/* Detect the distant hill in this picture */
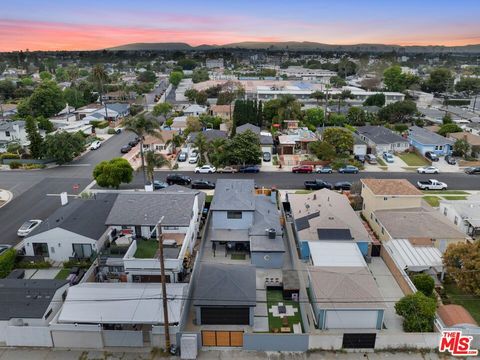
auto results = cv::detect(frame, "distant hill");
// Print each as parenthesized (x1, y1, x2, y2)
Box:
(107, 41, 480, 53)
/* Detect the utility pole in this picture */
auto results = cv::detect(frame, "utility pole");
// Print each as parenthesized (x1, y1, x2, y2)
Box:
(156, 216, 170, 350)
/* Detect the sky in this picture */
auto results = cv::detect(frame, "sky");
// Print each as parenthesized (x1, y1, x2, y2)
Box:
(1, 0, 479, 51)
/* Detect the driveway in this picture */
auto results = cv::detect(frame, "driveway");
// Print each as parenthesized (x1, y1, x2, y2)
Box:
(434, 156, 460, 173)
(382, 154, 409, 172)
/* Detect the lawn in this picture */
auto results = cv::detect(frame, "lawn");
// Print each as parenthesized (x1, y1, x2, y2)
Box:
(54, 268, 71, 280)
(422, 190, 469, 195)
(376, 157, 387, 166)
(423, 196, 441, 207)
(444, 281, 480, 324)
(134, 239, 158, 258)
(443, 196, 468, 201)
(231, 253, 246, 260)
(266, 289, 302, 333)
(398, 152, 429, 166)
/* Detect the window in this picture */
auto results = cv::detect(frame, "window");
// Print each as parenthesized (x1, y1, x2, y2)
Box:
(50, 247, 55, 254)
(72, 243, 93, 258)
(439, 146, 443, 151)
(383, 197, 388, 201)
(44, 308, 53, 319)
(5, 131, 10, 137)
(155, 144, 164, 151)
(381, 227, 385, 235)
(443, 208, 448, 216)
(454, 216, 458, 225)
(227, 211, 242, 219)
(163, 226, 179, 230)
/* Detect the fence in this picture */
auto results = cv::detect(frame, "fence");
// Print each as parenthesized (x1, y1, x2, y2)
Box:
(243, 333, 309, 351)
(103, 330, 143, 347)
(380, 245, 416, 295)
(6, 326, 53, 347)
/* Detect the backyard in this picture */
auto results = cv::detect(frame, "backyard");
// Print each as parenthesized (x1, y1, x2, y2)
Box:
(443, 281, 480, 324)
(266, 289, 302, 333)
(398, 152, 430, 166)
(134, 239, 158, 258)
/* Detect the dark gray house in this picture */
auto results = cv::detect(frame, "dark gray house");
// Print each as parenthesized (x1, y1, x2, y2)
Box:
(356, 125, 409, 154)
(236, 123, 274, 154)
(193, 263, 256, 325)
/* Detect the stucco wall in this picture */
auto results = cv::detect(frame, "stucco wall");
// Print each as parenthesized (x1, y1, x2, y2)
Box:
(243, 333, 309, 351)
(6, 326, 53, 347)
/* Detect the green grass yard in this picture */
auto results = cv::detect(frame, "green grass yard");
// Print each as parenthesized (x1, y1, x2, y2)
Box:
(422, 190, 469, 195)
(423, 195, 468, 207)
(266, 289, 302, 332)
(398, 152, 430, 166)
(443, 196, 468, 200)
(231, 253, 246, 260)
(444, 281, 480, 324)
(134, 239, 158, 258)
(54, 268, 71, 280)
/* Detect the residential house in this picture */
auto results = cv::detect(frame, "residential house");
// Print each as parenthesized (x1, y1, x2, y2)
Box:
(439, 196, 480, 238)
(209, 179, 285, 268)
(236, 123, 274, 154)
(307, 242, 385, 330)
(183, 104, 207, 117)
(210, 104, 234, 120)
(408, 125, 453, 156)
(0, 279, 69, 346)
(206, 58, 224, 69)
(288, 189, 371, 259)
(192, 263, 256, 326)
(168, 116, 188, 132)
(356, 125, 409, 154)
(187, 129, 228, 144)
(104, 188, 205, 283)
(277, 128, 317, 155)
(361, 179, 468, 252)
(82, 103, 130, 123)
(317, 127, 367, 156)
(142, 130, 176, 155)
(449, 132, 480, 158)
(0, 120, 29, 150)
(23, 194, 117, 262)
(0, 103, 18, 120)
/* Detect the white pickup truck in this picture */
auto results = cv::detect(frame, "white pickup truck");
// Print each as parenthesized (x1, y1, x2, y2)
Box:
(417, 179, 447, 190)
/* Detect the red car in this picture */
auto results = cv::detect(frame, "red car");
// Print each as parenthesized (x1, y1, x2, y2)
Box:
(292, 165, 313, 173)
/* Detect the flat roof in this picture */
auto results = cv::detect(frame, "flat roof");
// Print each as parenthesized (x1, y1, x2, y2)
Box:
(309, 241, 366, 268)
(58, 283, 187, 325)
(210, 179, 255, 211)
(384, 239, 443, 272)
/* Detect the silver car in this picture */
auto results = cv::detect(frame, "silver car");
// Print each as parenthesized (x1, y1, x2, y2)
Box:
(17, 219, 42, 237)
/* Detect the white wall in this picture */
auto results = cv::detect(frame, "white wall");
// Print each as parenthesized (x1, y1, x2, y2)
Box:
(6, 326, 53, 347)
(439, 203, 469, 235)
(0, 321, 7, 343)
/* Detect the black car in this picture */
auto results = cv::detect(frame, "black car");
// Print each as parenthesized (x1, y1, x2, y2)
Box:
(333, 181, 352, 191)
(354, 154, 366, 163)
(120, 145, 132, 153)
(191, 180, 216, 189)
(239, 165, 260, 173)
(425, 151, 439, 162)
(465, 166, 480, 175)
(128, 139, 140, 147)
(445, 155, 456, 165)
(304, 179, 333, 190)
(166, 174, 192, 185)
(177, 152, 187, 162)
(153, 180, 169, 189)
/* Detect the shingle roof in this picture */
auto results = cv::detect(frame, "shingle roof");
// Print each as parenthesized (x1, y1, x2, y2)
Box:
(105, 192, 198, 227)
(188, 130, 227, 143)
(0, 279, 68, 320)
(408, 126, 454, 145)
(249, 196, 285, 252)
(0, 120, 25, 131)
(449, 132, 480, 146)
(193, 263, 256, 307)
(361, 179, 423, 196)
(438, 304, 478, 328)
(356, 125, 408, 145)
(28, 194, 117, 240)
(106, 103, 129, 114)
(236, 123, 261, 135)
(210, 179, 255, 211)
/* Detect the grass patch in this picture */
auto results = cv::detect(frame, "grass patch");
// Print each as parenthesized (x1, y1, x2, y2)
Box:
(423, 196, 441, 207)
(205, 195, 213, 203)
(444, 281, 480, 324)
(398, 152, 429, 166)
(54, 268, 71, 280)
(267, 289, 302, 333)
(376, 157, 387, 166)
(231, 253, 246, 260)
(295, 190, 313, 194)
(422, 190, 469, 195)
(442, 196, 468, 200)
(134, 239, 158, 258)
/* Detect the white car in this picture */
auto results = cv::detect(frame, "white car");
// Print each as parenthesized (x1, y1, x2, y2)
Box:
(17, 219, 42, 237)
(195, 165, 216, 174)
(417, 166, 439, 174)
(90, 140, 102, 150)
(188, 152, 199, 164)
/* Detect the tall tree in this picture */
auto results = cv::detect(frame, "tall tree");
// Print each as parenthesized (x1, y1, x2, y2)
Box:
(383, 65, 406, 92)
(152, 102, 172, 117)
(91, 64, 108, 104)
(169, 71, 183, 87)
(193, 133, 208, 166)
(123, 115, 163, 185)
(25, 116, 43, 159)
(93, 158, 133, 189)
(277, 95, 301, 121)
(309, 91, 325, 105)
(337, 90, 353, 113)
(224, 129, 262, 166)
(43, 131, 85, 164)
(322, 127, 354, 154)
(145, 151, 171, 183)
(443, 241, 480, 296)
(18, 81, 65, 118)
(423, 68, 453, 93)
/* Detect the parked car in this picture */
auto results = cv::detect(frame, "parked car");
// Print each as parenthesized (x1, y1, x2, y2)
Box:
(195, 165, 216, 174)
(188, 151, 199, 164)
(315, 165, 333, 174)
(354, 154, 366, 163)
(304, 179, 333, 190)
(90, 140, 101, 150)
(191, 180, 216, 189)
(465, 166, 480, 175)
(128, 138, 140, 147)
(334, 181, 352, 191)
(445, 155, 456, 165)
(177, 152, 188, 162)
(292, 165, 313, 173)
(0, 244, 12, 256)
(239, 165, 260, 173)
(338, 165, 359, 174)
(115, 128, 122, 134)
(417, 166, 439, 174)
(365, 154, 378, 165)
(17, 219, 42, 237)
(153, 180, 169, 190)
(425, 151, 439, 162)
(417, 179, 447, 190)
(217, 166, 237, 173)
(166, 174, 192, 186)
(120, 145, 132, 153)
(263, 152, 271, 162)
(382, 152, 394, 163)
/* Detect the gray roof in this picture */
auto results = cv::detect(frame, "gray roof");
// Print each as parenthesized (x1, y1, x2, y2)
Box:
(249, 195, 285, 252)
(106, 103, 129, 113)
(236, 123, 260, 135)
(188, 130, 227, 143)
(28, 194, 117, 240)
(210, 179, 255, 211)
(106, 192, 199, 227)
(0, 120, 25, 131)
(440, 197, 480, 222)
(209, 228, 249, 242)
(408, 126, 454, 146)
(193, 263, 256, 307)
(356, 125, 408, 145)
(0, 279, 68, 320)
(260, 134, 274, 145)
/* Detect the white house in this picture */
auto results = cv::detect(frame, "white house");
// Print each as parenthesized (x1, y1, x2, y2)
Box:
(439, 196, 480, 238)
(0, 120, 29, 150)
(183, 104, 207, 117)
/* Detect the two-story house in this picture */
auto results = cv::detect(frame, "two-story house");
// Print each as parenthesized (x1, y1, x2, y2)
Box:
(0, 120, 29, 150)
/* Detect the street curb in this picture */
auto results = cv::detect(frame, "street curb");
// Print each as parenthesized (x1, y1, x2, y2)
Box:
(0, 189, 13, 209)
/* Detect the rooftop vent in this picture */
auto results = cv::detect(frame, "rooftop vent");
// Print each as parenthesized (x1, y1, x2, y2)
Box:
(267, 228, 276, 239)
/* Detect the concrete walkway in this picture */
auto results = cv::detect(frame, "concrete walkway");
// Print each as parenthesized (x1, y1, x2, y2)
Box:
(0, 189, 13, 208)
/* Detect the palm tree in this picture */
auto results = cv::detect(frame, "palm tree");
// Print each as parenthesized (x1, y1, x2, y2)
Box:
(92, 64, 108, 105)
(145, 151, 171, 183)
(208, 137, 227, 167)
(123, 115, 163, 185)
(278, 95, 300, 121)
(337, 90, 353, 113)
(166, 133, 184, 155)
(309, 91, 325, 105)
(193, 133, 208, 166)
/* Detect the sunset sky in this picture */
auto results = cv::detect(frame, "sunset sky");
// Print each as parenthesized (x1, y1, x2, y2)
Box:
(1, 0, 479, 51)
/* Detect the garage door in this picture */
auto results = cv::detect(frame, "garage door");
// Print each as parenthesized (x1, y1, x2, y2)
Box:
(201, 331, 243, 347)
(201, 307, 249, 325)
(325, 310, 378, 329)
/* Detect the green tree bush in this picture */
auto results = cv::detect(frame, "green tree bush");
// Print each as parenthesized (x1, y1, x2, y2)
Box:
(93, 158, 134, 189)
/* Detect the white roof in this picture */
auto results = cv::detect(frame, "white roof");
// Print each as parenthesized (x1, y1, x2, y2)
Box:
(309, 241, 366, 267)
(384, 239, 443, 272)
(58, 283, 187, 325)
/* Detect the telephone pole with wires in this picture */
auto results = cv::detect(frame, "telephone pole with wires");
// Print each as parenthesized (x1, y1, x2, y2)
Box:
(155, 216, 170, 350)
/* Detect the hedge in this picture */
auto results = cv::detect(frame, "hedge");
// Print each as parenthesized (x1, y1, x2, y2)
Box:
(9, 161, 22, 169)
(89, 120, 109, 129)
(0, 248, 16, 278)
(15, 260, 52, 269)
(0, 152, 21, 161)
